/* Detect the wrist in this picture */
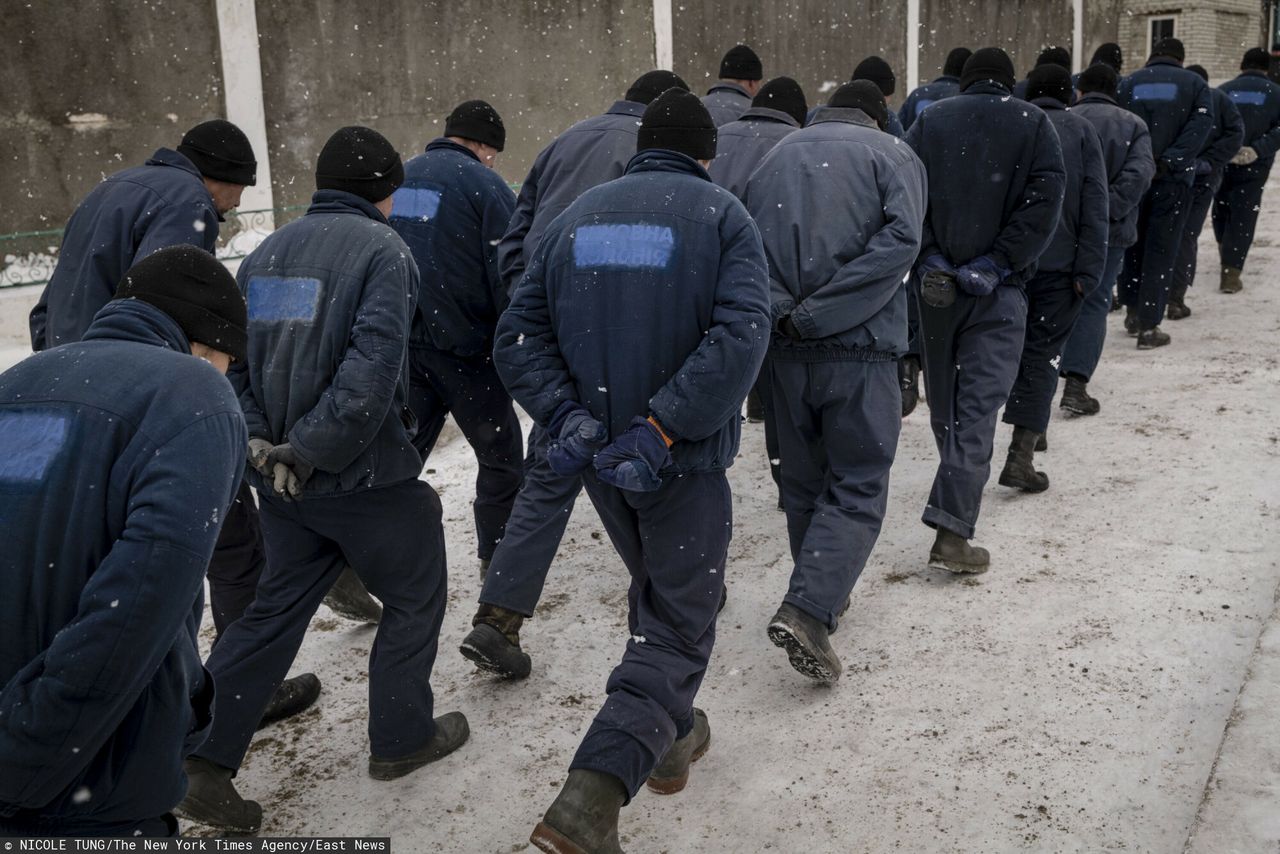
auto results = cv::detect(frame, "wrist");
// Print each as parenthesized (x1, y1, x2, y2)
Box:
(646, 415, 675, 448)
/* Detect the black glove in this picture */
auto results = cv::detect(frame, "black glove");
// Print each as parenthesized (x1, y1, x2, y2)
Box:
(775, 314, 802, 340)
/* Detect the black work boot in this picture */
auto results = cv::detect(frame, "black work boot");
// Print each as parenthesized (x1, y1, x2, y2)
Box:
(999, 426, 1049, 493)
(256, 673, 321, 730)
(1060, 375, 1100, 416)
(1136, 326, 1171, 350)
(1166, 284, 1191, 320)
(1220, 266, 1243, 293)
(176, 757, 263, 833)
(767, 603, 842, 683)
(647, 708, 711, 795)
(460, 604, 531, 679)
(745, 387, 765, 423)
(323, 566, 382, 624)
(368, 711, 470, 780)
(899, 355, 921, 417)
(928, 527, 990, 574)
(531, 769, 626, 854)
(1123, 307, 1139, 336)
(1035, 430, 1048, 452)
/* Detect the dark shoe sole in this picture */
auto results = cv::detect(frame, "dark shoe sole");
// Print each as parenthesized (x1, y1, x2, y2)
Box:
(927, 554, 989, 575)
(173, 796, 263, 834)
(767, 621, 840, 683)
(997, 470, 1049, 493)
(460, 624, 532, 680)
(1060, 401, 1099, 416)
(531, 821, 592, 854)
(1136, 338, 1170, 350)
(1219, 286, 1242, 294)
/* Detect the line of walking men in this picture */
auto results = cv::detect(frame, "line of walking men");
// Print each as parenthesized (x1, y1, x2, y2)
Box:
(1, 35, 1278, 854)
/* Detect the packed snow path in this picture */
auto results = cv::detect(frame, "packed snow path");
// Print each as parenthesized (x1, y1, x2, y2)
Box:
(188, 191, 1279, 852)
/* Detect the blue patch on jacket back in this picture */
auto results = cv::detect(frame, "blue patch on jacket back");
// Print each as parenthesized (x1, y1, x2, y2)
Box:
(573, 223, 676, 270)
(1228, 90, 1268, 106)
(247, 276, 322, 322)
(0, 411, 69, 483)
(1132, 83, 1179, 102)
(391, 187, 443, 222)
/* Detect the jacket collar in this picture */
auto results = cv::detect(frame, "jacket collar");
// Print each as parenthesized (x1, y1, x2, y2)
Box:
(426, 137, 480, 163)
(82, 299, 192, 353)
(808, 106, 879, 129)
(1031, 96, 1067, 112)
(607, 100, 648, 118)
(1077, 92, 1118, 106)
(708, 81, 751, 98)
(1241, 69, 1271, 79)
(739, 106, 801, 127)
(1146, 56, 1183, 69)
(145, 147, 219, 218)
(933, 74, 961, 84)
(307, 189, 389, 224)
(962, 81, 1013, 97)
(624, 149, 712, 181)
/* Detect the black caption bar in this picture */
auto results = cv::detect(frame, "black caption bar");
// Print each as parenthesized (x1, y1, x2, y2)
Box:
(1, 840, 391, 853)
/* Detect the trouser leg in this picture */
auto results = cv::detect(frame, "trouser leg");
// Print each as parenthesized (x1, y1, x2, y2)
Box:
(405, 347, 449, 460)
(478, 425, 583, 616)
(770, 359, 824, 563)
(1003, 272, 1082, 434)
(920, 286, 1026, 538)
(1215, 164, 1270, 270)
(1173, 176, 1218, 297)
(1136, 178, 1194, 329)
(206, 479, 267, 641)
(756, 353, 782, 495)
(777, 359, 900, 629)
(570, 471, 730, 801)
(1060, 244, 1125, 381)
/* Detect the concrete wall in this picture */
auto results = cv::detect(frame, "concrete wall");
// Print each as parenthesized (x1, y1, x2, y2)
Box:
(0, 0, 225, 234)
(916, 0, 1074, 82)
(253, 1, 655, 210)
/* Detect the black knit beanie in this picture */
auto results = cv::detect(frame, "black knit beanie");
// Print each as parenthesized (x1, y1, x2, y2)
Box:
(1152, 37, 1185, 63)
(853, 55, 896, 96)
(117, 245, 247, 362)
(1027, 64, 1072, 105)
(1036, 46, 1072, 70)
(1078, 63, 1119, 99)
(720, 45, 763, 80)
(961, 47, 1016, 91)
(626, 70, 690, 105)
(637, 88, 717, 160)
(444, 100, 506, 151)
(1091, 42, 1123, 73)
(1243, 47, 1271, 71)
(752, 76, 809, 126)
(944, 47, 973, 78)
(1186, 64, 1209, 82)
(178, 120, 257, 186)
(315, 126, 404, 203)
(828, 80, 889, 130)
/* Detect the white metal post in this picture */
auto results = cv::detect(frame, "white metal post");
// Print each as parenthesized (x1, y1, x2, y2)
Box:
(652, 0, 674, 70)
(1072, 0, 1085, 72)
(215, 0, 274, 222)
(907, 0, 921, 93)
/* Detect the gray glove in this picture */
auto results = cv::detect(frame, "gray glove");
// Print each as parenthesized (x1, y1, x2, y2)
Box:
(1231, 146, 1259, 167)
(247, 438, 275, 476)
(266, 443, 314, 499)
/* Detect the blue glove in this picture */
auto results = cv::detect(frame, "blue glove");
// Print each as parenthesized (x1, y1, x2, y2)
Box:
(545, 401, 607, 476)
(955, 255, 1011, 297)
(593, 416, 672, 492)
(915, 254, 955, 279)
(1194, 159, 1212, 177)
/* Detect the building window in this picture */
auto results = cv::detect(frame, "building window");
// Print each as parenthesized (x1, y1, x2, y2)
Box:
(1149, 16, 1177, 56)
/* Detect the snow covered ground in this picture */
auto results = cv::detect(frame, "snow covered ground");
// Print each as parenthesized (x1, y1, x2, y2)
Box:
(1, 189, 1275, 852)
(171, 183, 1280, 852)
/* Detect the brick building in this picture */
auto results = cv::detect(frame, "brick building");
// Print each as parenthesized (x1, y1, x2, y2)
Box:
(1117, 0, 1272, 81)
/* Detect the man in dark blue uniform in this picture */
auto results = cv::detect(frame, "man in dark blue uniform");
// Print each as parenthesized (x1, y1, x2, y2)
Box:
(999, 65, 1107, 492)
(30, 120, 256, 351)
(746, 81, 927, 682)
(702, 44, 764, 126)
(1213, 47, 1280, 293)
(1118, 37, 1213, 348)
(904, 48, 1065, 573)
(1058, 64, 1156, 416)
(179, 128, 465, 832)
(496, 89, 769, 853)
(899, 47, 972, 130)
(391, 100, 520, 576)
(462, 71, 689, 680)
(1169, 65, 1243, 318)
(0, 246, 247, 837)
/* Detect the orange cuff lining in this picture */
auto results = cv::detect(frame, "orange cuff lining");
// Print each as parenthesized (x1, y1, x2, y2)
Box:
(646, 416, 675, 448)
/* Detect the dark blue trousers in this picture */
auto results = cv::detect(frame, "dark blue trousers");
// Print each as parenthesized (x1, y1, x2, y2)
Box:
(205, 479, 266, 639)
(1213, 162, 1271, 270)
(1060, 244, 1126, 382)
(756, 353, 782, 495)
(569, 470, 730, 801)
(0, 812, 178, 838)
(1174, 174, 1222, 296)
(194, 479, 447, 768)
(407, 347, 523, 561)
(477, 424, 583, 616)
(1003, 272, 1083, 434)
(771, 358, 899, 630)
(1121, 177, 1194, 329)
(918, 285, 1026, 539)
